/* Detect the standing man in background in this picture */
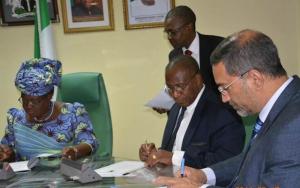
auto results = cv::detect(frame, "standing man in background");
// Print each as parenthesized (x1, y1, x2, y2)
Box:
(153, 5, 224, 114)
(165, 5, 224, 92)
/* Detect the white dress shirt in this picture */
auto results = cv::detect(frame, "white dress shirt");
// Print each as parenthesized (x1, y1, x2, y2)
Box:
(200, 77, 293, 187)
(182, 32, 200, 67)
(171, 85, 205, 166)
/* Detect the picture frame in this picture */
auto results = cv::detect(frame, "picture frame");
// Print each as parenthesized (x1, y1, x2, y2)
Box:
(61, 0, 114, 33)
(123, 0, 175, 30)
(0, 0, 59, 26)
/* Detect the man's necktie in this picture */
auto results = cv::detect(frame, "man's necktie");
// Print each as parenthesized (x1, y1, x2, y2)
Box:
(251, 117, 263, 139)
(184, 49, 193, 56)
(227, 117, 264, 188)
(166, 107, 186, 151)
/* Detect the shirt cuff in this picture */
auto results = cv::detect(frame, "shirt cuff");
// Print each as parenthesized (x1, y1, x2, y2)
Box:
(202, 167, 216, 185)
(172, 150, 185, 166)
(200, 184, 211, 188)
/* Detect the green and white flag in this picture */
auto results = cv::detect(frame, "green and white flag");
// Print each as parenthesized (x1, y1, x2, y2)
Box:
(34, 0, 56, 59)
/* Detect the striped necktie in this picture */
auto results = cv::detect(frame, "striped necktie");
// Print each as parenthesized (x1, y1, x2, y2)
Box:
(227, 117, 264, 187)
(251, 117, 263, 139)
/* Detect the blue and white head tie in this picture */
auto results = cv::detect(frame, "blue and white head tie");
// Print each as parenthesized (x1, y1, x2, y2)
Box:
(15, 58, 62, 96)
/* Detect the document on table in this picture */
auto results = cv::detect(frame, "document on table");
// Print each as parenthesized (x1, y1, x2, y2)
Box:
(95, 161, 144, 177)
(145, 88, 175, 110)
(9, 153, 61, 172)
(9, 161, 30, 172)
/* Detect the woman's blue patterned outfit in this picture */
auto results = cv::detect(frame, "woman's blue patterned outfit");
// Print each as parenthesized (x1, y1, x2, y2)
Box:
(1, 102, 98, 161)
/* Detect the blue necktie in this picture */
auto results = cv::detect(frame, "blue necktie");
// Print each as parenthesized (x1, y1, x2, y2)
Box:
(227, 117, 264, 188)
(251, 117, 263, 139)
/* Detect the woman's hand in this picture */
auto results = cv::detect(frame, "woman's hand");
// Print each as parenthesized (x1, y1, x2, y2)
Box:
(62, 143, 92, 160)
(62, 146, 78, 160)
(0, 144, 15, 162)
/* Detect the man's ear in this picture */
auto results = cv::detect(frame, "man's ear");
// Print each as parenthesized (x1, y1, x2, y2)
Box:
(195, 73, 203, 86)
(248, 69, 264, 90)
(186, 23, 193, 32)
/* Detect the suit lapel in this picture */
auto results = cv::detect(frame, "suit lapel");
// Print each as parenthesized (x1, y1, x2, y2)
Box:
(181, 88, 209, 149)
(199, 34, 208, 72)
(256, 76, 300, 139)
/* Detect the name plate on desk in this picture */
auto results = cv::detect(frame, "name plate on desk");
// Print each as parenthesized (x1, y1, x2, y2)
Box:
(0, 163, 16, 180)
(60, 158, 102, 184)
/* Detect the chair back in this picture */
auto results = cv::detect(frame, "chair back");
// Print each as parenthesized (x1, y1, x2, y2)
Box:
(57, 72, 113, 157)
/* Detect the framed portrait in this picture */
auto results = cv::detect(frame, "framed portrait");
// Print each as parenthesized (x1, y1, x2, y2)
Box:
(61, 0, 114, 33)
(0, 0, 59, 26)
(123, 0, 175, 30)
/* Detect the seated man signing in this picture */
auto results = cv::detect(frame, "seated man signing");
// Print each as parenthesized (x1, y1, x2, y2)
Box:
(139, 55, 245, 168)
(0, 58, 98, 162)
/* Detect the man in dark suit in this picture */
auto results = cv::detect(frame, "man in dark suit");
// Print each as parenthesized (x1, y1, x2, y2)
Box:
(154, 29, 300, 187)
(154, 5, 224, 114)
(139, 55, 245, 169)
(165, 5, 223, 92)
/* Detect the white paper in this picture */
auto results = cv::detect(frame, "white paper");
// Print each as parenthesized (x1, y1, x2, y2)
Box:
(145, 89, 175, 110)
(9, 161, 30, 172)
(36, 153, 61, 158)
(95, 161, 144, 177)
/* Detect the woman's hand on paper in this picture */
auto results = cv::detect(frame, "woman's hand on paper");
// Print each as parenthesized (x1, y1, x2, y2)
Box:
(62, 146, 78, 160)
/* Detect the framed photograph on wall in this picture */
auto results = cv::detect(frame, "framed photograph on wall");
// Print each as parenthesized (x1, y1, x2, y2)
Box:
(0, 0, 59, 26)
(123, 0, 175, 30)
(61, 0, 114, 33)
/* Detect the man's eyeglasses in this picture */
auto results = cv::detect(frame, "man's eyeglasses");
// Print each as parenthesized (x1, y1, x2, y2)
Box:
(18, 97, 44, 106)
(164, 23, 189, 38)
(218, 71, 249, 96)
(165, 71, 198, 95)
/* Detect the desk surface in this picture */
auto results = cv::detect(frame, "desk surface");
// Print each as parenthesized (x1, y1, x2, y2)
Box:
(1, 156, 175, 188)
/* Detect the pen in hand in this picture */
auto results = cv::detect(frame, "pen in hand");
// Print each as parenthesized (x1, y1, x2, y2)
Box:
(145, 140, 149, 151)
(180, 158, 185, 177)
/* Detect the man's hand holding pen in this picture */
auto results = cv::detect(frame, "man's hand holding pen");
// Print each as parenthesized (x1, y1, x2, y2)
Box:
(139, 141, 156, 161)
(153, 166, 207, 188)
(145, 149, 173, 167)
(139, 141, 173, 167)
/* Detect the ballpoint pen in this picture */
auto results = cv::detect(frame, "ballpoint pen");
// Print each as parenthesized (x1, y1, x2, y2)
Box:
(180, 158, 185, 177)
(145, 140, 149, 150)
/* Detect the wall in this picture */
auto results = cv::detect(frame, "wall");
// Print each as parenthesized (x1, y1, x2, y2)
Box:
(0, 0, 299, 160)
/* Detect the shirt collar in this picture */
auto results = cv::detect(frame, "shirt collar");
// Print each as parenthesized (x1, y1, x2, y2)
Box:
(259, 77, 293, 122)
(182, 32, 199, 55)
(185, 84, 205, 114)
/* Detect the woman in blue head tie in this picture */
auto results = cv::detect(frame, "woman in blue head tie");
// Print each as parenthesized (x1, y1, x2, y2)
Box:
(0, 58, 98, 162)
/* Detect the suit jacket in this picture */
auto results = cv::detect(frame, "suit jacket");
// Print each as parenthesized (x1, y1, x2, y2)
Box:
(210, 76, 300, 188)
(169, 32, 224, 93)
(160, 87, 245, 168)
